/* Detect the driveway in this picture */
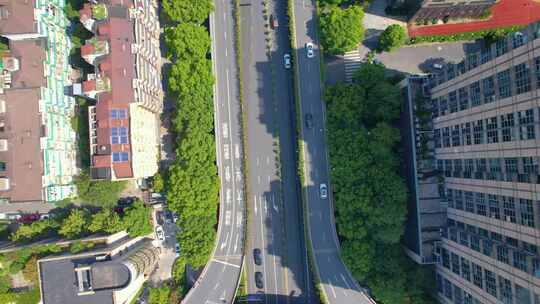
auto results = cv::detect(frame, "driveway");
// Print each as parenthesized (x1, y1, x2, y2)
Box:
(150, 206, 178, 283)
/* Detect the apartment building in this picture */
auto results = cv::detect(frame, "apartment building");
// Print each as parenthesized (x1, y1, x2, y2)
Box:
(423, 21, 540, 303)
(0, 0, 78, 206)
(78, 0, 162, 181)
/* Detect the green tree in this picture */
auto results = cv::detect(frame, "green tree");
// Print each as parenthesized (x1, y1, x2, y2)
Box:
(76, 172, 126, 207)
(10, 219, 59, 242)
(165, 23, 211, 60)
(121, 200, 152, 237)
(149, 286, 171, 304)
(162, 0, 214, 24)
(319, 5, 364, 55)
(88, 209, 121, 234)
(59, 209, 89, 239)
(152, 172, 165, 193)
(379, 24, 407, 52)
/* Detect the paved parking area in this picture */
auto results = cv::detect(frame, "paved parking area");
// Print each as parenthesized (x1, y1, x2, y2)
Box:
(150, 206, 178, 283)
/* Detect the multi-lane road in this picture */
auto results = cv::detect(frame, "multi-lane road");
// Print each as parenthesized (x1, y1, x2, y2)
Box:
(181, 0, 245, 303)
(240, 0, 312, 302)
(291, 0, 376, 303)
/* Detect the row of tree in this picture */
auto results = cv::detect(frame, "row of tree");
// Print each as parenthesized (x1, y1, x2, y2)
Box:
(161, 0, 219, 296)
(10, 201, 152, 242)
(325, 64, 434, 303)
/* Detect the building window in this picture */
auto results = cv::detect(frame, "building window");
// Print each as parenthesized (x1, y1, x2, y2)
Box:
(497, 69, 512, 99)
(110, 109, 127, 119)
(454, 285, 463, 304)
(451, 125, 461, 147)
(533, 259, 540, 278)
(470, 81, 481, 106)
(472, 263, 483, 288)
(453, 159, 463, 178)
(515, 63, 532, 94)
(461, 258, 471, 282)
(112, 152, 129, 162)
(432, 98, 439, 118)
(519, 198, 535, 227)
(449, 228, 458, 242)
(518, 109, 535, 140)
(451, 253, 460, 275)
(481, 47, 492, 64)
(482, 239, 493, 256)
(500, 113, 515, 142)
(464, 159, 474, 178)
(442, 248, 450, 269)
(523, 241, 538, 255)
(535, 57, 540, 87)
(454, 190, 464, 210)
(523, 156, 538, 174)
(471, 235, 480, 252)
(484, 269, 497, 297)
(475, 193, 487, 216)
(436, 273, 443, 293)
(496, 38, 508, 57)
(473, 120, 484, 144)
(463, 292, 474, 304)
(512, 32, 526, 49)
(513, 251, 528, 272)
(488, 194, 501, 219)
(449, 91, 458, 113)
(447, 65, 456, 80)
(0, 161, 6, 172)
(497, 245, 510, 264)
(462, 123, 472, 146)
(486, 116, 499, 143)
(111, 127, 128, 144)
(499, 276, 513, 304)
(468, 53, 479, 70)
(503, 197, 516, 223)
(443, 127, 451, 147)
(444, 278, 453, 300)
(459, 231, 469, 247)
(457, 87, 469, 110)
(464, 191, 474, 213)
(439, 97, 448, 116)
(515, 284, 531, 304)
(482, 76, 495, 103)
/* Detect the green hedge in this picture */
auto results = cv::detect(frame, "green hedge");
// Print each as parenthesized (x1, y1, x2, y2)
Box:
(409, 25, 524, 44)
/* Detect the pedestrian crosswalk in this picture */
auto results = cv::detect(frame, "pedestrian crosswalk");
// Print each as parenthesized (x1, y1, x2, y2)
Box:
(343, 50, 363, 82)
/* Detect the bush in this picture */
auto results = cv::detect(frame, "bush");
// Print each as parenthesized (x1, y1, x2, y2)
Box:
(319, 5, 365, 55)
(59, 209, 90, 239)
(69, 241, 95, 254)
(379, 24, 407, 52)
(75, 171, 127, 207)
(148, 286, 171, 304)
(162, 0, 214, 24)
(409, 25, 523, 44)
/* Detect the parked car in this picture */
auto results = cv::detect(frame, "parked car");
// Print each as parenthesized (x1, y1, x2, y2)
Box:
(283, 53, 291, 69)
(270, 14, 278, 29)
(172, 213, 178, 223)
(253, 248, 262, 266)
(319, 183, 328, 199)
(255, 271, 264, 289)
(433, 63, 443, 69)
(305, 42, 314, 58)
(175, 243, 181, 256)
(155, 226, 165, 241)
(156, 211, 164, 225)
(16, 214, 40, 224)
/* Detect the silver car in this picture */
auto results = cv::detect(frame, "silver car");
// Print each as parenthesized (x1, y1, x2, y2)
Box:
(284, 53, 291, 69)
(305, 42, 314, 58)
(319, 183, 328, 199)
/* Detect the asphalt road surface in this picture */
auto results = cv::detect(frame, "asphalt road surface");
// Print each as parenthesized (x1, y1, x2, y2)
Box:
(181, 0, 245, 303)
(291, 0, 376, 303)
(240, 0, 312, 302)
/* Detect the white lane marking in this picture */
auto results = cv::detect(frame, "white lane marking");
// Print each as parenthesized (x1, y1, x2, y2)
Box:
(266, 156, 270, 165)
(258, 195, 269, 295)
(263, 196, 268, 214)
(256, 157, 260, 166)
(329, 281, 337, 298)
(225, 166, 231, 182)
(213, 259, 241, 268)
(236, 212, 242, 228)
(236, 189, 243, 202)
(226, 188, 232, 205)
(235, 144, 240, 159)
(341, 273, 352, 290)
(213, 282, 220, 290)
(272, 194, 278, 212)
(225, 210, 231, 226)
(258, 176, 261, 184)
(222, 123, 229, 139)
(236, 170, 242, 182)
(223, 144, 230, 160)
(234, 233, 239, 252)
(254, 195, 258, 215)
(225, 47, 228, 57)
(267, 175, 271, 183)
(220, 232, 229, 250)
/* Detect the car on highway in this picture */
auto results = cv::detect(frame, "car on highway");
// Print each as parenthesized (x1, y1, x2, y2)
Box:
(319, 183, 328, 199)
(304, 113, 313, 128)
(255, 271, 264, 289)
(305, 42, 314, 58)
(283, 53, 291, 69)
(155, 226, 165, 241)
(253, 248, 262, 265)
(270, 14, 278, 29)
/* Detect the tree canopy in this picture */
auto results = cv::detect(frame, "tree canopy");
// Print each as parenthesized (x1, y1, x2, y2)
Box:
(379, 24, 407, 52)
(88, 208, 121, 234)
(59, 209, 89, 239)
(121, 200, 153, 237)
(165, 23, 211, 60)
(162, 0, 214, 24)
(326, 63, 432, 302)
(319, 5, 365, 55)
(75, 171, 126, 207)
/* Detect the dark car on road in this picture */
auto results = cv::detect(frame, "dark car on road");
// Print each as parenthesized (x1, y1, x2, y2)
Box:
(305, 113, 313, 128)
(253, 248, 262, 266)
(255, 271, 264, 289)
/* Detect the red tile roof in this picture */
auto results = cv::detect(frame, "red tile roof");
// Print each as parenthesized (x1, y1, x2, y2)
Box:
(409, 0, 540, 37)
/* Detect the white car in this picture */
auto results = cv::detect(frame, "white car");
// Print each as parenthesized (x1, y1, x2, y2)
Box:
(319, 183, 328, 199)
(175, 243, 181, 257)
(305, 42, 314, 58)
(155, 226, 165, 241)
(284, 53, 291, 69)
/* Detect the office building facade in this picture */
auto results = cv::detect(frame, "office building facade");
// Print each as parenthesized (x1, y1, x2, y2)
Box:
(427, 21, 540, 303)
